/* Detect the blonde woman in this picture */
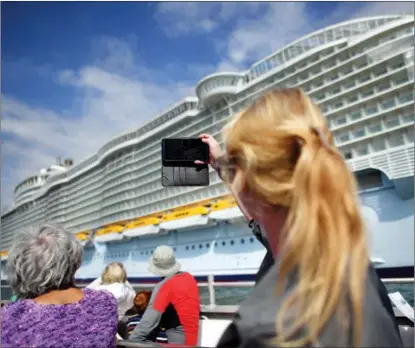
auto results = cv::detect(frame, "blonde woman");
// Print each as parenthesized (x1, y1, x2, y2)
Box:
(88, 262, 135, 318)
(201, 88, 402, 347)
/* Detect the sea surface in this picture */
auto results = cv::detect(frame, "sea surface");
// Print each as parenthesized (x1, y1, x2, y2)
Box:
(1, 282, 413, 307)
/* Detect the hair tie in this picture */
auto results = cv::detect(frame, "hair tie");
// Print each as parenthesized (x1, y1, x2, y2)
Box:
(310, 127, 332, 151)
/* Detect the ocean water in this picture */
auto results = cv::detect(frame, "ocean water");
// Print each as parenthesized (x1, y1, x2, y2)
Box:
(1, 283, 413, 307)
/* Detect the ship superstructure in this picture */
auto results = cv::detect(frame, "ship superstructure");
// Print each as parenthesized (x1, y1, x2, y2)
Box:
(1, 16, 414, 282)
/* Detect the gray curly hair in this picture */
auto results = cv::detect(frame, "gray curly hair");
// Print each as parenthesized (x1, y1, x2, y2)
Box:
(8, 223, 83, 299)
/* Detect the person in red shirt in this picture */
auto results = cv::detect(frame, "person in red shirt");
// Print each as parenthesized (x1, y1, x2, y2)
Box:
(129, 245, 200, 345)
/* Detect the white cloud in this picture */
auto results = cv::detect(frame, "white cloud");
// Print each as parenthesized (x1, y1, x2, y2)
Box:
(1, 37, 194, 210)
(154, 2, 263, 37)
(156, 1, 414, 72)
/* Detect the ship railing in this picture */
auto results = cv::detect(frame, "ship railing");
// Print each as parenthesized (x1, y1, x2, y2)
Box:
(128, 275, 414, 309)
(1, 276, 413, 309)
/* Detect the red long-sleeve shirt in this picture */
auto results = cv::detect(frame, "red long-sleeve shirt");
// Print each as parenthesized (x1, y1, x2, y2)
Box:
(129, 272, 200, 346)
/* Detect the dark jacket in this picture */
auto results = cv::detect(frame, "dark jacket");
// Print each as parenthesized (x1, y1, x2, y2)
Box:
(249, 219, 402, 344)
(217, 257, 403, 348)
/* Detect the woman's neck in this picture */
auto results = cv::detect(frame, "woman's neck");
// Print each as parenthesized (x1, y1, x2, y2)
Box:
(34, 285, 84, 305)
(261, 206, 288, 257)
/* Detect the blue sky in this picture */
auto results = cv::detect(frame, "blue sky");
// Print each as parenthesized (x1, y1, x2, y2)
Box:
(1, 1, 413, 210)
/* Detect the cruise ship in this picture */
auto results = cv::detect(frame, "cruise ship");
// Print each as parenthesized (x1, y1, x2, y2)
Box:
(1, 16, 414, 285)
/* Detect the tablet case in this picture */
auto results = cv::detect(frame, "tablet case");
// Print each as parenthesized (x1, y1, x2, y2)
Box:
(161, 165, 209, 187)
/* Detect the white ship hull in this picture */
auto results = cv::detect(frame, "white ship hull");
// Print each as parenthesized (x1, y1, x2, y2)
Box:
(1, 181, 413, 284)
(71, 182, 414, 286)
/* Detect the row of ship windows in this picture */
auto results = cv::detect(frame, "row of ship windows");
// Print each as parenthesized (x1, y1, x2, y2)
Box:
(62, 184, 227, 231)
(4, 29, 414, 220)
(306, 54, 408, 95)
(342, 129, 413, 159)
(60, 169, 221, 222)
(329, 91, 412, 129)
(45, 107, 414, 216)
(21, 26, 411, 206)
(24, 117, 210, 210)
(243, 31, 412, 112)
(64, 117, 212, 198)
(98, 102, 198, 157)
(43, 115, 204, 200)
(334, 109, 413, 145)
(227, 52, 411, 130)
(103, 115, 208, 170)
(246, 22, 412, 83)
(89, 177, 223, 219)
(105, 117, 214, 179)
(244, 32, 410, 98)
(14, 175, 46, 197)
(92, 238, 258, 260)
(317, 69, 411, 112)
(28, 179, 223, 231)
(7, 125, 413, 228)
(1, 205, 45, 227)
(7, 127, 414, 230)
(12, 61, 411, 211)
(202, 77, 239, 93)
(41, 128, 414, 224)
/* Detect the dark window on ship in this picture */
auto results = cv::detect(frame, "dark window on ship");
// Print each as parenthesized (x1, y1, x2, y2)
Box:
(173, 247, 176, 252)
(356, 170, 383, 190)
(199, 244, 203, 249)
(192, 245, 195, 250)
(230, 240, 235, 246)
(249, 237, 255, 243)
(222, 241, 226, 246)
(214, 242, 218, 247)
(186, 246, 189, 251)
(241, 239, 245, 244)
(206, 243, 210, 248)
(344, 152, 353, 159)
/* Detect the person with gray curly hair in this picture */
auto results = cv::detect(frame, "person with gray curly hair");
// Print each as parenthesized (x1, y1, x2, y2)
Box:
(1, 224, 119, 348)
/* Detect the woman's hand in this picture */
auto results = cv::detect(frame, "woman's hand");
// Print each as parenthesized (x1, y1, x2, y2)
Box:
(195, 134, 224, 171)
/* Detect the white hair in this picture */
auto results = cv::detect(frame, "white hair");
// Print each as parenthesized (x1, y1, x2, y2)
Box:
(8, 223, 83, 299)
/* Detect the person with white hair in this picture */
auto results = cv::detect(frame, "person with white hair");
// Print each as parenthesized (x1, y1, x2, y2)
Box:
(1, 224, 118, 348)
(129, 245, 200, 346)
(87, 261, 136, 319)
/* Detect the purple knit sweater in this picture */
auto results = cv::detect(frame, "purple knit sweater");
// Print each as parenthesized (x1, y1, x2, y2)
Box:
(1, 288, 118, 348)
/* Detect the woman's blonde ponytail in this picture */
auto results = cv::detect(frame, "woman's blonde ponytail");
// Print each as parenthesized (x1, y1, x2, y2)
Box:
(223, 88, 370, 347)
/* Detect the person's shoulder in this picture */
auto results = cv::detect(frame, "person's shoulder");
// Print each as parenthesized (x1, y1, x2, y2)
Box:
(1, 300, 32, 323)
(83, 288, 118, 310)
(180, 272, 198, 282)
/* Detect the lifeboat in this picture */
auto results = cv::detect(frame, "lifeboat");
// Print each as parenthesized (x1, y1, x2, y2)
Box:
(123, 217, 161, 238)
(0, 251, 7, 262)
(159, 206, 211, 231)
(94, 224, 124, 243)
(209, 196, 244, 223)
(75, 231, 90, 247)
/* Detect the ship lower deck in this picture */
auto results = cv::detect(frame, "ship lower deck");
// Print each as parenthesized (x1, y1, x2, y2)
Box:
(70, 181, 414, 283)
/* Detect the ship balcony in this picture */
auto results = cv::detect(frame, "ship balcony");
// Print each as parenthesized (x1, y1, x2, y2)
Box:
(196, 73, 243, 108)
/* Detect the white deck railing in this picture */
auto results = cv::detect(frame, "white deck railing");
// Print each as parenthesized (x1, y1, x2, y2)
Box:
(125, 275, 414, 308)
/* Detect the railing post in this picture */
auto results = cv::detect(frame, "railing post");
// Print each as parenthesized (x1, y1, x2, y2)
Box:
(208, 274, 216, 308)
